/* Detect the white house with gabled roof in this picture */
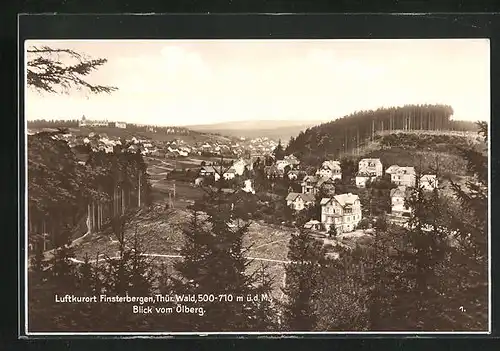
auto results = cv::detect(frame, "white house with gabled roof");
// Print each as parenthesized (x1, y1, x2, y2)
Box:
(286, 192, 315, 211)
(320, 193, 362, 233)
(358, 158, 383, 177)
(316, 160, 342, 181)
(391, 166, 416, 187)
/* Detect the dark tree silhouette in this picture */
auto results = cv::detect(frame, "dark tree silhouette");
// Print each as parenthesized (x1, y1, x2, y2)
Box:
(27, 46, 118, 94)
(286, 105, 455, 159)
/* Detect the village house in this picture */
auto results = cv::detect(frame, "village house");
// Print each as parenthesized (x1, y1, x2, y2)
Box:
(388, 186, 412, 226)
(232, 158, 252, 176)
(391, 166, 416, 187)
(223, 168, 237, 180)
(316, 160, 342, 181)
(287, 170, 306, 181)
(115, 122, 127, 129)
(286, 192, 315, 211)
(283, 154, 300, 169)
(301, 175, 319, 195)
(276, 159, 291, 172)
(194, 177, 204, 187)
(390, 186, 412, 217)
(304, 220, 322, 231)
(320, 193, 362, 233)
(358, 158, 383, 177)
(356, 158, 383, 188)
(199, 166, 221, 181)
(264, 165, 283, 179)
(385, 165, 400, 175)
(355, 173, 377, 188)
(242, 179, 255, 194)
(420, 174, 438, 191)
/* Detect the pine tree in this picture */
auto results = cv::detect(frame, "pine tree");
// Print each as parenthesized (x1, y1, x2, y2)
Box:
(273, 139, 285, 160)
(246, 263, 280, 331)
(443, 121, 488, 330)
(27, 46, 118, 94)
(281, 228, 326, 331)
(97, 215, 158, 331)
(173, 180, 272, 331)
(391, 174, 449, 330)
(328, 225, 337, 238)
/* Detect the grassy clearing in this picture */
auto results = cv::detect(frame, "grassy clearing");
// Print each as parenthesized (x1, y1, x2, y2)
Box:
(73, 206, 294, 298)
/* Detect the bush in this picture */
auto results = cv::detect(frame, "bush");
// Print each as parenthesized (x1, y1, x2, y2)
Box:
(356, 218, 371, 230)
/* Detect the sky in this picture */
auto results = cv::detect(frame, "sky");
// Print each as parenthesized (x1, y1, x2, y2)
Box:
(25, 39, 490, 126)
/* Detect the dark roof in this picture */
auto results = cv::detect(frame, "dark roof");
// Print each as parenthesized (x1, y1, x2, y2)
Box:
(286, 192, 315, 203)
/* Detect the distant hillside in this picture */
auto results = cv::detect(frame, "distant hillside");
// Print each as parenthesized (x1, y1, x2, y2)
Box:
(286, 104, 460, 159)
(188, 119, 327, 140)
(295, 129, 484, 181)
(29, 125, 235, 145)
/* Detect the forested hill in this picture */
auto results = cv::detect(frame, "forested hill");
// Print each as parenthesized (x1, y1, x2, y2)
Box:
(285, 104, 478, 160)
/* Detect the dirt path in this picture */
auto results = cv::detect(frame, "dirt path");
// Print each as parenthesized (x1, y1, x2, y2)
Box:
(69, 253, 292, 265)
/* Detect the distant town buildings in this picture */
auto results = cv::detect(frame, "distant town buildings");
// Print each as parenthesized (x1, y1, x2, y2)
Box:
(78, 115, 129, 129)
(78, 115, 109, 127)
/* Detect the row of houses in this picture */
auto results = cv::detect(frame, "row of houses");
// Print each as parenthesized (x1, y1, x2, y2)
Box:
(198, 158, 255, 181)
(284, 158, 439, 234)
(355, 159, 438, 190)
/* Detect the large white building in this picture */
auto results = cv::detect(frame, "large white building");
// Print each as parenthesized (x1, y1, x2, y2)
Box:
(78, 115, 109, 127)
(320, 193, 362, 233)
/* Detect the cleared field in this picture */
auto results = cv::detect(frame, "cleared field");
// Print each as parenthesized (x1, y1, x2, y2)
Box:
(72, 206, 294, 299)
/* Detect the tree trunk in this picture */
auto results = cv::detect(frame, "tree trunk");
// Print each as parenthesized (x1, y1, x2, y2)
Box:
(92, 201, 96, 233)
(113, 187, 117, 216)
(87, 203, 92, 234)
(122, 188, 125, 215)
(138, 173, 142, 207)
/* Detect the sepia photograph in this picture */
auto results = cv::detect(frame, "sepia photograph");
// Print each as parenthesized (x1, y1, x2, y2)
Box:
(24, 39, 490, 334)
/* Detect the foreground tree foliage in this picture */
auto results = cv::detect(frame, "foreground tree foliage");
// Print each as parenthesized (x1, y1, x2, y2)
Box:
(28, 212, 166, 332)
(171, 171, 279, 331)
(281, 227, 327, 331)
(27, 45, 118, 94)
